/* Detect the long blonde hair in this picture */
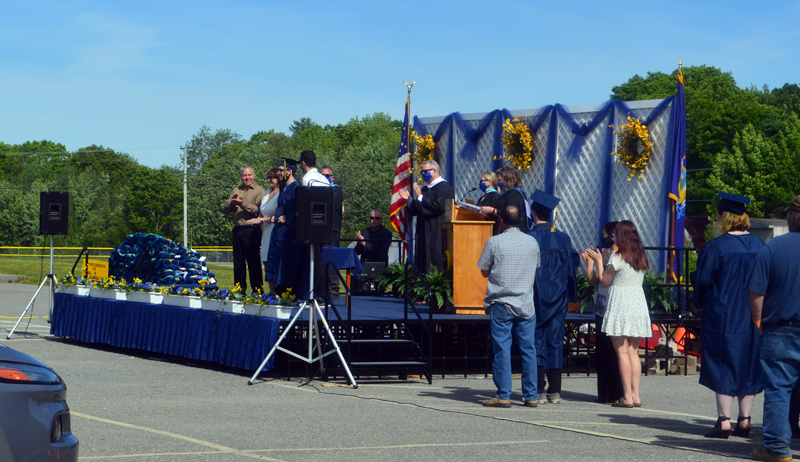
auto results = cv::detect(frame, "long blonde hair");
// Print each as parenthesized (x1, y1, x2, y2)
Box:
(715, 210, 750, 236)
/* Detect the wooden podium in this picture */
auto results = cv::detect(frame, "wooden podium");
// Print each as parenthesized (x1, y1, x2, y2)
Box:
(441, 200, 493, 314)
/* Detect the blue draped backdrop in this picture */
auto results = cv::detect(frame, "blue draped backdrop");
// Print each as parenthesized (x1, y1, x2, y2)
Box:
(412, 98, 676, 255)
(51, 294, 281, 372)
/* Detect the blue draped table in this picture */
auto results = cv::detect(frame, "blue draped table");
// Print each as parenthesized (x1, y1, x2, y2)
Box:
(321, 246, 362, 274)
(50, 293, 281, 372)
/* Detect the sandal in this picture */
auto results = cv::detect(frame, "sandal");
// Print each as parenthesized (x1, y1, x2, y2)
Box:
(731, 416, 751, 438)
(704, 416, 732, 439)
(611, 399, 634, 408)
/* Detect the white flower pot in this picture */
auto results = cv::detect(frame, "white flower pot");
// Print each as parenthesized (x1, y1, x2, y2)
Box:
(126, 292, 163, 305)
(61, 286, 90, 296)
(260, 305, 294, 319)
(222, 301, 245, 314)
(200, 300, 224, 311)
(89, 288, 127, 301)
(163, 294, 202, 309)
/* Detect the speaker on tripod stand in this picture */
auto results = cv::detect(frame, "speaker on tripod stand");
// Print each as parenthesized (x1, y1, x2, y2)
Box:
(39, 191, 69, 235)
(9, 191, 70, 339)
(295, 186, 339, 300)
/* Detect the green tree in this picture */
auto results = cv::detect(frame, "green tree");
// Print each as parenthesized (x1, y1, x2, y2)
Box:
(0, 180, 43, 246)
(289, 117, 316, 135)
(127, 166, 183, 240)
(707, 115, 800, 217)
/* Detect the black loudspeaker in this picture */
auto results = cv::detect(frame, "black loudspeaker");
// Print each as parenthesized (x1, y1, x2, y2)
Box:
(295, 186, 333, 244)
(39, 191, 69, 235)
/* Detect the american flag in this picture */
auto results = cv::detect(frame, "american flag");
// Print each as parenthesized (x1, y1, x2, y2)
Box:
(389, 97, 411, 251)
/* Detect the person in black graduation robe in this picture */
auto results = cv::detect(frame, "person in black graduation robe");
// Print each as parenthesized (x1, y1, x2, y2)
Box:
(399, 160, 455, 273)
(693, 196, 764, 438)
(527, 190, 579, 402)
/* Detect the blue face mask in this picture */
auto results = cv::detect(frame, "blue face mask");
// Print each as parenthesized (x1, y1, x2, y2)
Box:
(479, 183, 488, 193)
(422, 171, 433, 182)
(327, 177, 333, 184)
(497, 181, 505, 192)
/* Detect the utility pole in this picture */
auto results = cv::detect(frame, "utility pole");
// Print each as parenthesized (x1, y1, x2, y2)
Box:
(182, 145, 188, 248)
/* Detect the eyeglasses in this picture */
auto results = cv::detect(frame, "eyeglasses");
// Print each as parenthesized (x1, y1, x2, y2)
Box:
(420, 168, 434, 173)
(369, 216, 382, 220)
(323, 174, 333, 179)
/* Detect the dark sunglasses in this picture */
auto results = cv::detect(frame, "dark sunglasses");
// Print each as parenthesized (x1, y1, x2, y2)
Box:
(420, 168, 434, 173)
(369, 216, 382, 220)
(323, 174, 334, 179)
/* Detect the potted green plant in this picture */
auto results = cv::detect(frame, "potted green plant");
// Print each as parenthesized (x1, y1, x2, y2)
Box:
(642, 271, 678, 314)
(576, 273, 595, 313)
(410, 266, 454, 313)
(375, 264, 418, 297)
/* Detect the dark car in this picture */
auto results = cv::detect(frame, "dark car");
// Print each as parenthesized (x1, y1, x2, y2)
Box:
(0, 343, 79, 461)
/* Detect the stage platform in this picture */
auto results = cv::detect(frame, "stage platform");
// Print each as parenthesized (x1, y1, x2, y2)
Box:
(278, 295, 698, 380)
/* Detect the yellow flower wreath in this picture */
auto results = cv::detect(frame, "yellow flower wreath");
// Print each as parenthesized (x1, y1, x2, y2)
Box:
(501, 118, 533, 171)
(611, 116, 653, 180)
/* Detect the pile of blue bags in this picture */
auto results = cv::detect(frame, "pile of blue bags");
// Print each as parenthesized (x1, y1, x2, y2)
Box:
(109, 233, 216, 287)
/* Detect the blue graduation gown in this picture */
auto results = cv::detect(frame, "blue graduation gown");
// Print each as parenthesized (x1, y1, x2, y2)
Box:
(264, 181, 303, 289)
(693, 232, 764, 395)
(528, 223, 579, 369)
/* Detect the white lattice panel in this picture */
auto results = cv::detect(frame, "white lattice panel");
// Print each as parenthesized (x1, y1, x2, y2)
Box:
(553, 110, 610, 272)
(610, 105, 672, 272)
(417, 100, 674, 273)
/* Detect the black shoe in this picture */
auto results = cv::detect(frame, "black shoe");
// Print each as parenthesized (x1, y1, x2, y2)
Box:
(704, 416, 731, 439)
(731, 416, 751, 438)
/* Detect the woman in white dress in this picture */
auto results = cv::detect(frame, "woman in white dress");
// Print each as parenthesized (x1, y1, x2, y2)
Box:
(585, 220, 651, 408)
(246, 168, 280, 294)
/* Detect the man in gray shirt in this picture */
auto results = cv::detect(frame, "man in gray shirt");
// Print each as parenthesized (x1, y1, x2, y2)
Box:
(477, 205, 541, 408)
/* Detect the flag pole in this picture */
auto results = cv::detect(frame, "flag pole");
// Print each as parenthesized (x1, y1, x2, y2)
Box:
(403, 81, 415, 263)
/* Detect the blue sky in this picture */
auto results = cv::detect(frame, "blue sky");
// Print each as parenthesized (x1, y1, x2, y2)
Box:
(2, 0, 799, 168)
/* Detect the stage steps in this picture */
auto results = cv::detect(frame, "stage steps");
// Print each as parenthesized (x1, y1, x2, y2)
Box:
(325, 337, 432, 384)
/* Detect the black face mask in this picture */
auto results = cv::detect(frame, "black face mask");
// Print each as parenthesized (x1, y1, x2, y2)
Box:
(600, 236, 615, 248)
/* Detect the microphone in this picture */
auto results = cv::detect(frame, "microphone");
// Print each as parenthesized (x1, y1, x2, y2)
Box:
(459, 187, 478, 203)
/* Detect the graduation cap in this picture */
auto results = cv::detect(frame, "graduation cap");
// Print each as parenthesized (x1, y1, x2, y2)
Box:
(278, 157, 299, 172)
(717, 191, 749, 215)
(530, 189, 560, 217)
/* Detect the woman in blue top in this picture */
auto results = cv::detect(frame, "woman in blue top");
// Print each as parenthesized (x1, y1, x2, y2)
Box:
(693, 192, 764, 439)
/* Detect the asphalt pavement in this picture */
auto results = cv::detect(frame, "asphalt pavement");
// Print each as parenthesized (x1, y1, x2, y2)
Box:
(0, 283, 792, 461)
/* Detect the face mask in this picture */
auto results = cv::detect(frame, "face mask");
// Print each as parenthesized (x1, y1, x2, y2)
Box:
(497, 181, 505, 192)
(601, 236, 615, 248)
(422, 171, 433, 182)
(479, 183, 488, 193)
(327, 177, 333, 184)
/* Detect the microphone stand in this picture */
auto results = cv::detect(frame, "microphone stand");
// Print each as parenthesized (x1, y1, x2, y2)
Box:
(459, 187, 478, 204)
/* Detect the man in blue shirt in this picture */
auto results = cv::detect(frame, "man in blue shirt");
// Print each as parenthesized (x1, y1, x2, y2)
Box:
(478, 205, 541, 408)
(749, 194, 800, 462)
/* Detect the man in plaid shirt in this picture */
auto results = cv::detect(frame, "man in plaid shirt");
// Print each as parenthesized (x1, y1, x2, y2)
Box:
(478, 205, 541, 408)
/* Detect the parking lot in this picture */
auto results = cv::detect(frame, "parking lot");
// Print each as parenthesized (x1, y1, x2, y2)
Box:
(0, 283, 791, 461)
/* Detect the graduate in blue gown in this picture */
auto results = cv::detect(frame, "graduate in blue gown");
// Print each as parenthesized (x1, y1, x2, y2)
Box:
(527, 190, 579, 403)
(264, 159, 304, 296)
(693, 192, 764, 439)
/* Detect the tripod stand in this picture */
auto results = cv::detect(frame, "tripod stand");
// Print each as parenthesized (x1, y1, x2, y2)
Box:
(247, 244, 357, 388)
(7, 235, 57, 339)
